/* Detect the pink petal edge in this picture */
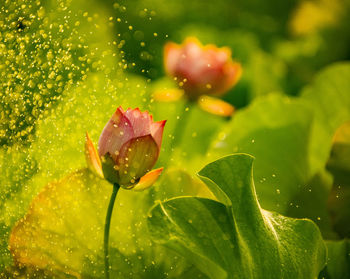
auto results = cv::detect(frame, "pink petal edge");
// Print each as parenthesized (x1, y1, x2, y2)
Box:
(151, 120, 166, 149)
(85, 132, 104, 178)
(164, 42, 181, 75)
(116, 134, 160, 186)
(124, 108, 153, 138)
(98, 106, 134, 159)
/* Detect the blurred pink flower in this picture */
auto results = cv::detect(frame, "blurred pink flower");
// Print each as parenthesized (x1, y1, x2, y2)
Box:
(85, 107, 166, 190)
(164, 37, 242, 100)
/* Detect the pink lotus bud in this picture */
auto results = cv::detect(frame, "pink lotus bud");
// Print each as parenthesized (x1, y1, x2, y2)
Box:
(85, 107, 166, 190)
(164, 37, 242, 100)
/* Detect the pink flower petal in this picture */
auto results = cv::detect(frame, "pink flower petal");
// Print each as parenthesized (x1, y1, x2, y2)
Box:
(151, 120, 166, 149)
(132, 168, 164, 192)
(164, 42, 181, 76)
(124, 108, 152, 138)
(98, 106, 134, 160)
(85, 132, 104, 178)
(164, 37, 242, 99)
(221, 62, 242, 93)
(116, 135, 159, 187)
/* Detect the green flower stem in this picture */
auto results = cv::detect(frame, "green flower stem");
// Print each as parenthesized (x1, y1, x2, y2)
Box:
(104, 182, 120, 279)
(168, 100, 193, 162)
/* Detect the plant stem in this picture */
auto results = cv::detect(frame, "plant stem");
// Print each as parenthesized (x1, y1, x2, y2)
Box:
(168, 100, 193, 162)
(104, 183, 120, 279)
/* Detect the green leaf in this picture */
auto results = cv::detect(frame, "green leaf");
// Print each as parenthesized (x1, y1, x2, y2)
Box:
(298, 63, 350, 239)
(325, 122, 350, 239)
(148, 154, 327, 279)
(301, 62, 350, 174)
(302, 64, 350, 132)
(327, 122, 350, 177)
(206, 63, 350, 221)
(320, 240, 350, 279)
(208, 94, 314, 213)
(286, 170, 336, 239)
(153, 168, 216, 201)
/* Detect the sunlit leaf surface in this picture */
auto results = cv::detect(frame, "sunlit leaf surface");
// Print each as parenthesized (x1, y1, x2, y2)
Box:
(301, 63, 350, 174)
(208, 63, 350, 225)
(148, 154, 327, 279)
(208, 94, 314, 213)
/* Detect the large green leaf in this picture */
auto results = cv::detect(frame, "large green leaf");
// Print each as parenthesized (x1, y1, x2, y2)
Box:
(148, 154, 327, 279)
(291, 63, 350, 239)
(207, 94, 314, 213)
(205, 63, 350, 217)
(286, 170, 336, 239)
(300, 62, 350, 174)
(326, 122, 350, 239)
